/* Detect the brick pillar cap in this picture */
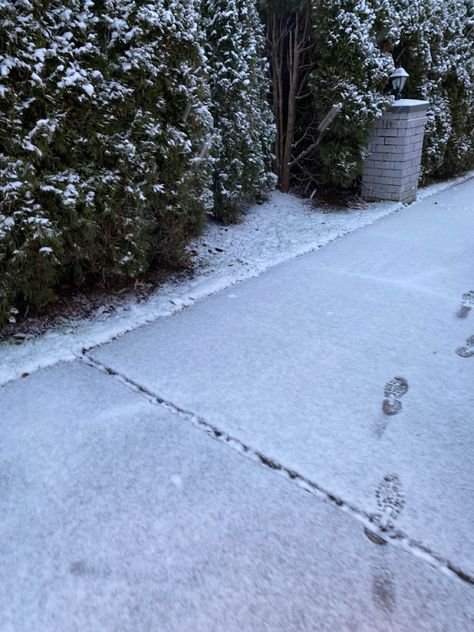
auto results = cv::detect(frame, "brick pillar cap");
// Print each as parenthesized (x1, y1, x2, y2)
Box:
(390, 99, 429, 113)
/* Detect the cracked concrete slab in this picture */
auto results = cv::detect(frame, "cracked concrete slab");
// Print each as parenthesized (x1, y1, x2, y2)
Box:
(1, 361, 473, 631)
(91, 179, 474, 579)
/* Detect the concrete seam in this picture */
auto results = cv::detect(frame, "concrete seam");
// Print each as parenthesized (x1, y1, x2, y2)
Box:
(81, 351, 474, 589)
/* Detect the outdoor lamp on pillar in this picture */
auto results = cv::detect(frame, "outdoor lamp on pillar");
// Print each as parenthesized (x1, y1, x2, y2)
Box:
(389, 67, 409, 100)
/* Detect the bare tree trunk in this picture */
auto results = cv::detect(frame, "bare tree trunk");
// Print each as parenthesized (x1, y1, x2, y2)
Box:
(280, 12, 300, 193)
(265, 1, 314, 194)
(271, 24, 280, 176)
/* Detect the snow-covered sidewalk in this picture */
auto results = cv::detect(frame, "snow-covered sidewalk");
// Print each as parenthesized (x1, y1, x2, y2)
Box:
(1, 177, 474, 631)
(90, 176, 474, 580)
(1, 171, 472, 386)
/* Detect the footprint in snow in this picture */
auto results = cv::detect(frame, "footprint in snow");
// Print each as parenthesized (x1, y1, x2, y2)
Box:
(456, 335, 474, 358)
(375, 474, 405, 533)
(457, 291, 474, 319)
(382, 377, 408, 416)
(372, 568, 397, 614)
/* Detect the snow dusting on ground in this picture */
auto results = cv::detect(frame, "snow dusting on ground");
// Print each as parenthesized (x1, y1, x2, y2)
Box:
(0, 171, 472, 386)
(92, 175, 474, 579)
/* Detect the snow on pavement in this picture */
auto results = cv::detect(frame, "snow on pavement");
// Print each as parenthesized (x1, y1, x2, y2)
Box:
(1, 170, 472, 386)
(1, 361, 473, 631)
(91, 178, 474, 580)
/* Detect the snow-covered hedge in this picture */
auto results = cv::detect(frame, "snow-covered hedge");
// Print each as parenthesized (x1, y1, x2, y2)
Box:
(395, 0, 474, 179)
(0, 0, 273, 325)
(0, 0, 214, 324)
(310, 0, 396, 188)
(202, 0, 275, 222)
(309, 0, 474, 188)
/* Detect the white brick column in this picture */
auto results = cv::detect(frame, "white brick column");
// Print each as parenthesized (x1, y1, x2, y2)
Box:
(362, 99, 429, 204)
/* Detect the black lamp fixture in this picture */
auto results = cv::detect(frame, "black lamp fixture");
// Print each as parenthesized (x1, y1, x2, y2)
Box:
(389, 67, 409, 100)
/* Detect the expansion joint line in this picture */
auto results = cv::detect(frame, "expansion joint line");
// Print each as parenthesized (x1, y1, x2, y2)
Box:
(81, 351, 474, 588)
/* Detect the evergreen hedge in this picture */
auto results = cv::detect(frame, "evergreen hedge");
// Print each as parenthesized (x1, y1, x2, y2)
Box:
(1, 0, 473, 325)
(202, 0, 275, 223)
(395, 0, 474, 179)
(309, 0, 474, 188)
(310, 0, 396, 188)
(0, 0, 275, 325)
(0, 1, 244, 325)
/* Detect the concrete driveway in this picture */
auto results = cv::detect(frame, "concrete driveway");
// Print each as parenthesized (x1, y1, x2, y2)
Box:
(2, 179, 473, 630)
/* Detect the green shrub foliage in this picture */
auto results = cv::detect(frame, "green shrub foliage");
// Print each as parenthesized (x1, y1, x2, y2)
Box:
(394, 0, 474, 179)
(309, 0, 474, 188)
(202, 0, 276, 222)
(310, 0, 396, 188)
(1, 0, 473, 324)
(0, 0, 214, 325)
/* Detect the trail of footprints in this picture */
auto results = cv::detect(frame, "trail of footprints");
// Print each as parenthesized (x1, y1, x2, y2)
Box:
(369, 290, 472, 541)
(372, 391, 407, 536)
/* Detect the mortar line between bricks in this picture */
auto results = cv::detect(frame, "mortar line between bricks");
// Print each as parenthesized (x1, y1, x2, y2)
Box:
(81, 351, 474, 589)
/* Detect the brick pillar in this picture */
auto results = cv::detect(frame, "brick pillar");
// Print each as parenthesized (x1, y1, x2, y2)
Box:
(362, 100, 429, 204)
